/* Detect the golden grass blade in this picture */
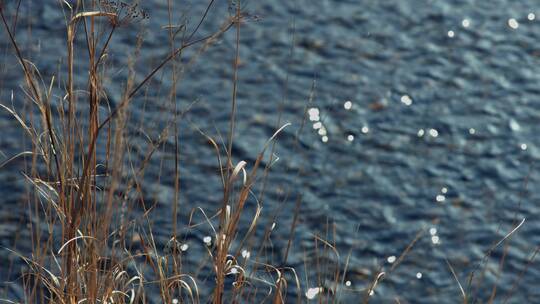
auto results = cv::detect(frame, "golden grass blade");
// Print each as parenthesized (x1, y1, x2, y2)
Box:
(389, 228, 425, 272)
(262, 123, 292, 153)
(489, 218, 526, 253)
(69, 11, 116, 26)
(445, 258, 467, 302)
(231, 161, 247, 183)
(0, 151, 35, 169)
(0, 104, 34, 138)
(57, 236, 97, 254)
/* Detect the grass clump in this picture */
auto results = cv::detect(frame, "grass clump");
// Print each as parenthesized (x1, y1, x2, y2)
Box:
(0, 1, 300, 302)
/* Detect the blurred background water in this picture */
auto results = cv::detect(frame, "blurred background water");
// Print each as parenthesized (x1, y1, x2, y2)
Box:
(1, 0, 540, 302)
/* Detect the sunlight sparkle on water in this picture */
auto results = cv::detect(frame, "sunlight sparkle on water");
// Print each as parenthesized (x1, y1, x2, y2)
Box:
(510, 119, 520, 131)
(429, 228, 437, 236)
(521, 143, 527, 150)
(508, 18, 519, 29)
(308, 108, 320, 121)
(462, 19, 470, 28)
(203, 236, 212, 245)
(387, 255, 396, 263)
(436, 194, 445, 202)
(448, 30, 455, 38)
(180, 244, 189, 252)
(362, 126, 369, 134)
(416, 272, 423, 279)
(322, 136, 329, 143)
(313, 122, 322, 129)
(344, 101, 353, 110)
(417, 129, 425, 137)
(429, 129, 439, 137)
(431, 235, 440, 245)
(305, 287, 323, 300)
(401, 95, 413, 106)
(528, 13, 536, 21)
(469, 128, 476, 135)
(172, 299, 179, 304)
(441, 187, 448, 194)
(318, 128, 327, 136)
(345, 280, 352, 287)
(242, 249, 251, 259)
(347, 134, 354, 142)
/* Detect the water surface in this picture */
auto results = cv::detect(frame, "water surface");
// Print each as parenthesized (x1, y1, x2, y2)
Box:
(1, 0, 540, 302)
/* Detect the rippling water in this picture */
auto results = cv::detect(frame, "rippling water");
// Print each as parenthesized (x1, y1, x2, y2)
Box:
(1, 0, 540, 302)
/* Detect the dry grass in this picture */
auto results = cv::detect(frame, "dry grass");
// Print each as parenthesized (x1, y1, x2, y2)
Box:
(0, 1, 302, 302)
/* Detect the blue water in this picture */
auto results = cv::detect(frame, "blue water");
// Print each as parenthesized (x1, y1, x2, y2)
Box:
(1, 0, 540, 302)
